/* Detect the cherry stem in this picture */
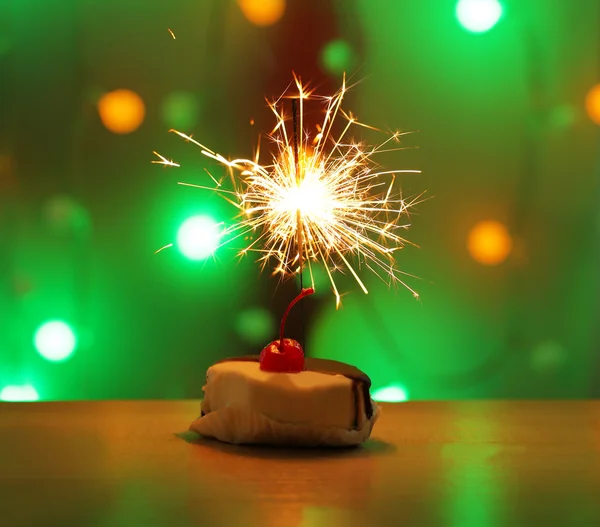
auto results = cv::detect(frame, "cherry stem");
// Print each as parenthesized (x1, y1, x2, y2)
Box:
(279, 288, 315, 350)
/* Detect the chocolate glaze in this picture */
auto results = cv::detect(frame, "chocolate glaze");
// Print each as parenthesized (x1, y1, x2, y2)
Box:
(212, 355, 374, 427)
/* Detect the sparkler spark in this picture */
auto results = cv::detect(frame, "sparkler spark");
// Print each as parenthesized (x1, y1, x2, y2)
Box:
(151, 151, 179, 167)
(154, 74, 423, 307)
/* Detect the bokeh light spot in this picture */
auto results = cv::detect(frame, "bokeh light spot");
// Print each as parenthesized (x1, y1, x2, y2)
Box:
(549, 104, 578, 130)
(98, 89, 145, 134)
(176, 215, 223, 261)
(585, 83, 600, 125)
(456, 0, 503, 34)
(531, 341, 566, 373)
(42, 195, 92, 236)
(34, 320, 77, 362)
(238, 0, 285, 27)
(321, 39, 354, 77)
(161, 91, 201, 130)
(0, 384, 39, 402)
(372, 383, 409, 402)
(467, 220, 512, 265)
(235, 308, 276, 345)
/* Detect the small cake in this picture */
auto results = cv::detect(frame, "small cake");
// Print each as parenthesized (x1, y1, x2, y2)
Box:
(190, 289, 380, 447)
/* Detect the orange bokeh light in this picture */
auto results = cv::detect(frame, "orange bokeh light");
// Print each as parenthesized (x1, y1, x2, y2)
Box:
(97, 89, 145, 134)
(585, 83, 600, 125)
(467, 220, 513, 266)
(238, 0, 285, 27)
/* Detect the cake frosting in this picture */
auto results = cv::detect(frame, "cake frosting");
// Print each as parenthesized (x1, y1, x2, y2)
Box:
(204, 355, 372, 428)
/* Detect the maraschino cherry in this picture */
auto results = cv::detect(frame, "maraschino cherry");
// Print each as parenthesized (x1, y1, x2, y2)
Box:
(259, 287, 315, 373)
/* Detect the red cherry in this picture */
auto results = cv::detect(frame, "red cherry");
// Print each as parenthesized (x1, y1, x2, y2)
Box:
(259, 288, 315, 373)
(259, 339, 305, 373)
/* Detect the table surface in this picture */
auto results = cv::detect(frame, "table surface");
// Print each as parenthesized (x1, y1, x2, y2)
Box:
(1, 400, 599, 527)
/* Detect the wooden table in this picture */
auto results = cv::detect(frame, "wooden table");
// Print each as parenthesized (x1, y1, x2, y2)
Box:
(1, 401, 599, 527)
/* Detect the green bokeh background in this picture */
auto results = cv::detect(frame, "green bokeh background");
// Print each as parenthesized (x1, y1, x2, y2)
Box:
(0, 0, 598, 400)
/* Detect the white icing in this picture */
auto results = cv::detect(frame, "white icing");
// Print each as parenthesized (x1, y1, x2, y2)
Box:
(201, 361, 364, 430)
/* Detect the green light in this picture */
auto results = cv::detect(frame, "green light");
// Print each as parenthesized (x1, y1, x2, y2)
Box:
(43, 195, 91, 236)
(235, 308, 275, 345)
(176, 215, 223, 261)
(161, 91, 201, 130)
(456, 0, 503, 33)
(0, 384, 39, 401)
(34, 320, 77, 362)
(372, 383, 409, 402)
(530, 341, 565, 373)
(320, 39, 354, 76)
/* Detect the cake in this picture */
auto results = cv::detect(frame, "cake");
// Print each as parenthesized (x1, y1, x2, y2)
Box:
(189, 289, 380, 446)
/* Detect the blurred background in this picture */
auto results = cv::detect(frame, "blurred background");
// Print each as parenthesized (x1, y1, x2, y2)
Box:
(1, 0, 599, 402)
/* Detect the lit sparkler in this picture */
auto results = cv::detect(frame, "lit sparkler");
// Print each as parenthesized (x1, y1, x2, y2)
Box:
(154, 74, 423, 307)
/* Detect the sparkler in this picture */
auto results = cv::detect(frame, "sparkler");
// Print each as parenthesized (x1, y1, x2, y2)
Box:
(154, 74, 423, 308)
